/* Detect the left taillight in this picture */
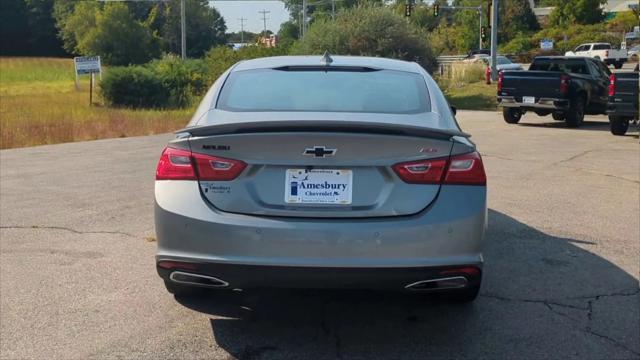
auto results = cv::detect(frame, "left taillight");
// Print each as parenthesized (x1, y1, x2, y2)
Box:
(393, 151, 486, 186)
(155, 146, 246, 181)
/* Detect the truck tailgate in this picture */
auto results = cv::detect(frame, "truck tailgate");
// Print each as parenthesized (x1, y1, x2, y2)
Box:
(499, 70, 564, 100)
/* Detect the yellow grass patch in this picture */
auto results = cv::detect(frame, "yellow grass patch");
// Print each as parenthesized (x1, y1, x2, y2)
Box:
(0, 57, 192, 149)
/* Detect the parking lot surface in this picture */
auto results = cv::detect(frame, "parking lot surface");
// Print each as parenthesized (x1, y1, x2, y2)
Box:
(1, 111, 638, 359)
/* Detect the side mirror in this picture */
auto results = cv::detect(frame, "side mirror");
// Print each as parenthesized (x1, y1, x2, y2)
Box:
(450, 106, 457, 115)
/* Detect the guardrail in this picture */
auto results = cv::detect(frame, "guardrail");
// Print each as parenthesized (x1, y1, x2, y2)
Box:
(436, 55, 468, 64)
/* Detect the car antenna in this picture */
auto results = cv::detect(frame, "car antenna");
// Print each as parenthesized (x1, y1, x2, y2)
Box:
(320, 50, 333, 66)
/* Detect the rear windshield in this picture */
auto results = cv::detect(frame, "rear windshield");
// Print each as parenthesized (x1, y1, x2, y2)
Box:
(217, 68, 430, 114)
(530, 59, 589, 75)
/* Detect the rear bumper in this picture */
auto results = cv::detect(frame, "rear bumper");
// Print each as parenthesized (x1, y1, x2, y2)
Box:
(607, 102, 639, 119)
(154, 181, 486, 289)
(498, 96, 569, 110)
(157, 262, 482, 291)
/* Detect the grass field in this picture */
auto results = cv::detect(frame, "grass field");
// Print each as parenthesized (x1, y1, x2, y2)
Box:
(443, 81, 498, 112)
(0, 57, 192, 149)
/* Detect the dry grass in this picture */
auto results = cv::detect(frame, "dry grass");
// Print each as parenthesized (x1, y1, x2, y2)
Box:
(0, 57, 192, 149)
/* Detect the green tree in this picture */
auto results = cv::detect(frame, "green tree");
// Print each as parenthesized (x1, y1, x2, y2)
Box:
(78, 3, 160, 65)
(549, 0, 606, 26)
(154, 0, 227, 58)
(0, 0, 66, 56)
(55, 1, 99, 55)
(277, 21, 300, 48)
(0, 0, 30, 55)
(292, 5, 437, 72)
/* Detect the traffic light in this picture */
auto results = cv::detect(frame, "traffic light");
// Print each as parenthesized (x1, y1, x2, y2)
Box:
(405, 2, 412, 17)
(481, 26, 487, 41)
(433, 4, 439, 17)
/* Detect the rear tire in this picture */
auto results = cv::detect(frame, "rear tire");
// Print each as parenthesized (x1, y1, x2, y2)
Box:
(503, 108, 522, 124)
(552, 112, 565, 121)
(609, 116, 630, 136)
(565, 96, 585, 128)
(164, 280, 208, 298)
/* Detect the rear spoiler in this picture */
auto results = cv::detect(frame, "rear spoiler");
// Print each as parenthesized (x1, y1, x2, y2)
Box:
(178, 120, 470, 140)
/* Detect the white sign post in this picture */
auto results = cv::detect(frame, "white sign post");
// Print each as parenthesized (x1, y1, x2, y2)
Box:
(74, 56, 102, 106)
(540, 39, 554, 51)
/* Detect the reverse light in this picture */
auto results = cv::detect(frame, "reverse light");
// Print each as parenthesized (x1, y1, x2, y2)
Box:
(393, 151, 486, 186)
(608, 74, 616, 97)
(155, 146, 246, 181)
(497, 71, 504, 92)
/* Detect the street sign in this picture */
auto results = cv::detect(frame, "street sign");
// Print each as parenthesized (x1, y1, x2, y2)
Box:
(74, 56, 101, 75)
(540, 39, 553, 50)
(73, 56, 101, 106)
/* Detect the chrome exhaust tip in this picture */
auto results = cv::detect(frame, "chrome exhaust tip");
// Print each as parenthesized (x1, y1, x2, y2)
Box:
(405, 276, 468, 291)
(169, 271, 229, 288)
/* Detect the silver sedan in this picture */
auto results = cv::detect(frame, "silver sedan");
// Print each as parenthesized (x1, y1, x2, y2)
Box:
(154, 54, 488, 302)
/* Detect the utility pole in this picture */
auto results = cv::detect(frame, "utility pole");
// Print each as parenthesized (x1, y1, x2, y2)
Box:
(478, 7, 482, 49)
(302, 0, 307, 37)
(490, 0, 498, 80)
(331, 0, 335, 20)
(258, 9, 270, 35)
(180, 0, 186, 60)
(238, 17, 247, 43)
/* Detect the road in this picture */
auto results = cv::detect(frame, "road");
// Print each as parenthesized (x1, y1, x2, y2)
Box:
(1, 111, 638, 359)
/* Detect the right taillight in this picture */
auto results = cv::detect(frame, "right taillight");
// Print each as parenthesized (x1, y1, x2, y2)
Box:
(393, 151, 486, 186)
(560, 74, 570, 94)
(497, 71, 504, 92)
(608, 74, 616, 96)
(155, 146, 246, 181)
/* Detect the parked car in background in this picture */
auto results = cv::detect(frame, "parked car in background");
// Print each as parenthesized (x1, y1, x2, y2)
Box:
(471, 55, 523, 71)
(607, 66, 639, 135)
(627, 45, 640, 62)
(497, 56, 610, 127)
(154, 55, 488, 303)
(565, 43, 627, 69)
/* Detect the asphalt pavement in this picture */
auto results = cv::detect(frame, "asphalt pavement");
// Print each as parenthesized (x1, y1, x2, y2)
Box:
(1, 110, 638, 359)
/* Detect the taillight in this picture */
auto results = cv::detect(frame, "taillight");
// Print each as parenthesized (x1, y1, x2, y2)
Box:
(608, 74, 616, 96)
(393, 158, 448, 184)
(192, 152, 246, 181)
(155, 146, 246, 181)
(605, 50, 609, 57)
(560, 74, 570, 94)
(443, 152, 486, 185)
(497, 71, 504, 92)
(393, 151, 486, 186)
(156, 147, 197, 180)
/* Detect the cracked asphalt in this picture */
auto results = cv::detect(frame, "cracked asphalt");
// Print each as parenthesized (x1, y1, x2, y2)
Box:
(1, 110, 638, 359)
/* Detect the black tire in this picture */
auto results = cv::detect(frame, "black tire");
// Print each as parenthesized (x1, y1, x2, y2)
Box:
(609, 116, 630, 136)
(552, 112, 565, 121)
(503, 108, 522, 124)
(565, 96, 585, 128)
(164, 280, 208, 298)
(613, 62, 623, 69)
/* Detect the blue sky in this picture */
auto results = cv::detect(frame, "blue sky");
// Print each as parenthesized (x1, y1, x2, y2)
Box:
(210, 1, 291, 33)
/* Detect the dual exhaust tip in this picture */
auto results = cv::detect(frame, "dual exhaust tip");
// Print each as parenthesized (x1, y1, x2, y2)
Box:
(169, 271, 469, 292)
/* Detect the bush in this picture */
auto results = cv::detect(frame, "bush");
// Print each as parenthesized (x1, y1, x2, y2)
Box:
(100, 66, 168, 108)
(292, 5, 437, 73)
(148, 56, 209, 107)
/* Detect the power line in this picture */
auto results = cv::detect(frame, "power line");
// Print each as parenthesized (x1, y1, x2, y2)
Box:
(237, 17, 247, 43)
(258, 9, 270, 34)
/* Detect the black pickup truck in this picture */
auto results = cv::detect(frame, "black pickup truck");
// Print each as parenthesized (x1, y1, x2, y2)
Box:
(497, 56, 610, 127)
(607, 65, 639, 135)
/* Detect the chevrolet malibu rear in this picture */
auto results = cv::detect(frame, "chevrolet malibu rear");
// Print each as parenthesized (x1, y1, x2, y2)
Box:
(155, 55, 487, 302)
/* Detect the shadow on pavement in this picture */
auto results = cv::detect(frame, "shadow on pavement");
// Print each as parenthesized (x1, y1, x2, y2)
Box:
(176, 209, 639, 359)
(518, 119, 640, 137)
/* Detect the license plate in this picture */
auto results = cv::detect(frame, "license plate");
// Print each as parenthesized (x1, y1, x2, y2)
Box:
(523, 96, 535, 104)
(285, 169, 352, 204)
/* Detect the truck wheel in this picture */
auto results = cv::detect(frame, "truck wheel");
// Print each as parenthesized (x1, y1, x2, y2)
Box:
(565, 97, 585, 128)
(609, 116, 629, 136)
(614, 62, 623, 69)
(502, 108, 522, 124)
(552, 112, 565, 121)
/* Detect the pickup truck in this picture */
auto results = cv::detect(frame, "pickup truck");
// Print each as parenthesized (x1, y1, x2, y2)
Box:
(565, 43, 627, 69)
(497, 56, 610, 127)
(607, 65, 639, 135)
